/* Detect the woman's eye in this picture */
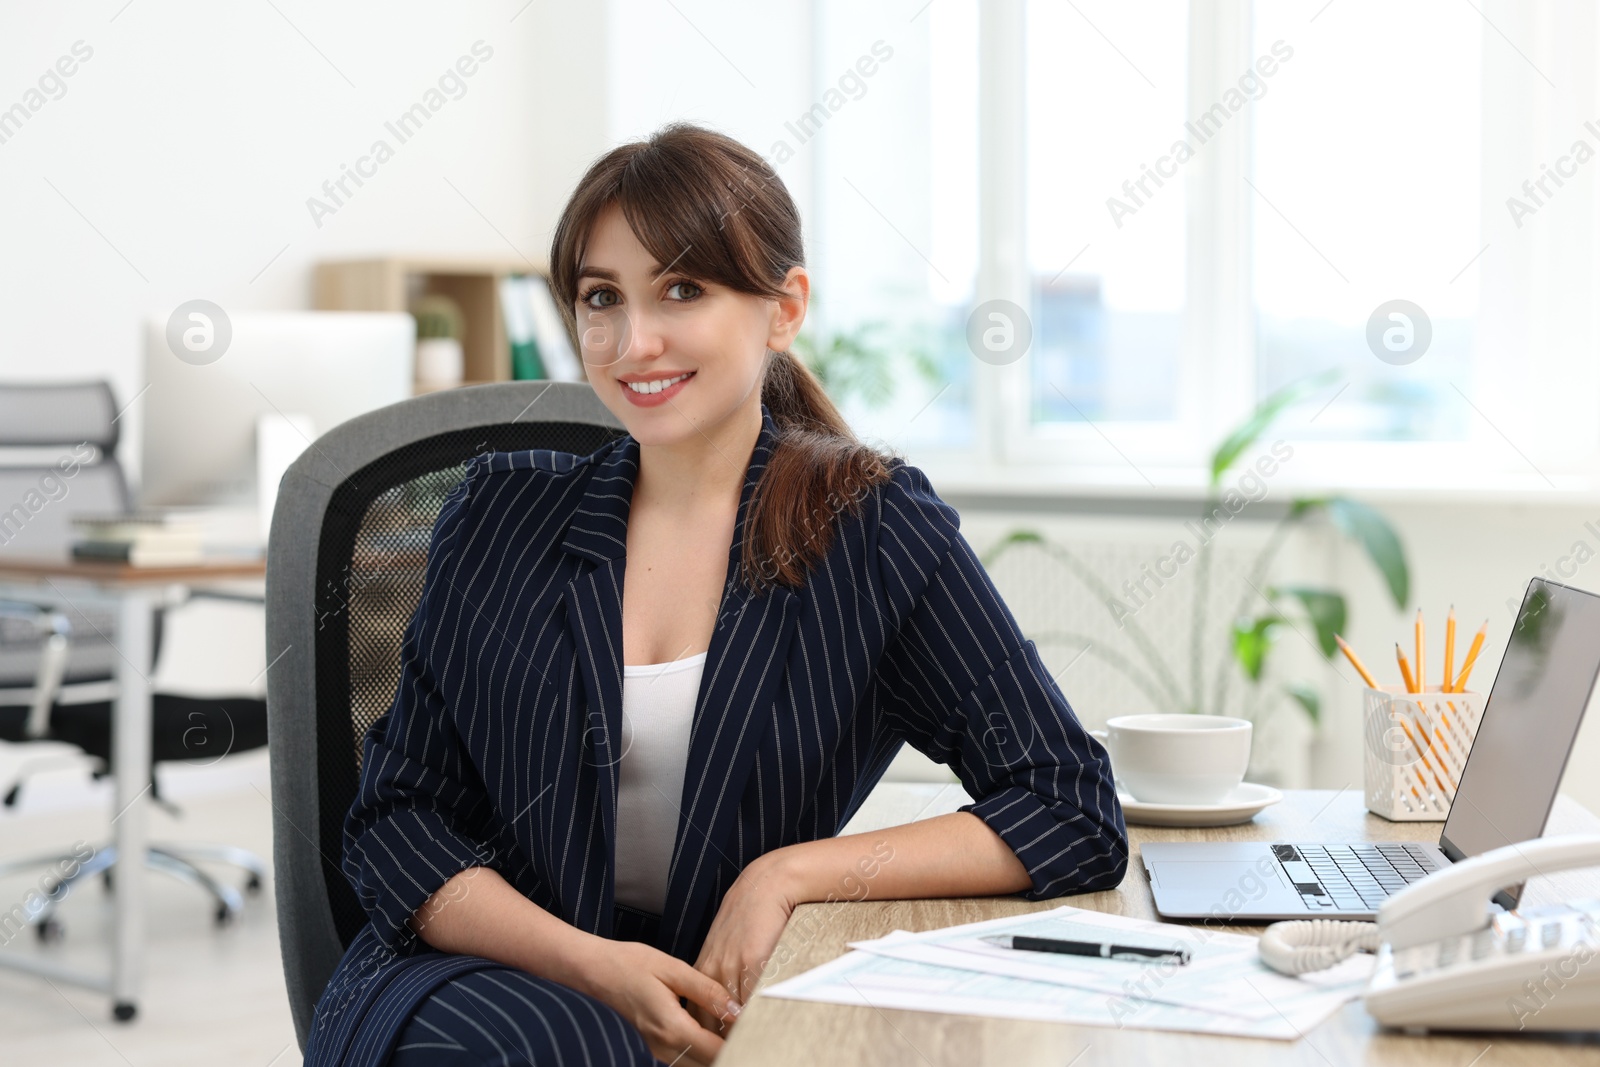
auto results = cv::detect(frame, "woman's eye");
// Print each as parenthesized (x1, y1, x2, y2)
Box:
(584, 288, 618, 308)
(667, 281, 702, 301)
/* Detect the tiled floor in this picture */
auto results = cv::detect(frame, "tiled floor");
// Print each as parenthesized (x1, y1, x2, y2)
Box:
(0, 748, 299, 1066)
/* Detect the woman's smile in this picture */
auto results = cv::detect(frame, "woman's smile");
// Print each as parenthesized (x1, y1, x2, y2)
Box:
(620, 369, 696, 407)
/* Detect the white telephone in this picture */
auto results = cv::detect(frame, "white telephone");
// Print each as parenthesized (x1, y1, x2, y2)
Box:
(1259, 835, 1600, 1032)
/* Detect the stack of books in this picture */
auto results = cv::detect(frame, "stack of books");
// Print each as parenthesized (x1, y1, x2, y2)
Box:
(70, 512, 205, 566)
(498, 273, 584, 382)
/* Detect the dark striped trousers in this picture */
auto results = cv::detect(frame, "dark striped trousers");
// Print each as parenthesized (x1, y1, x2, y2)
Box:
(385, 904, 669, 1066)
(387, 967, 661, 1065)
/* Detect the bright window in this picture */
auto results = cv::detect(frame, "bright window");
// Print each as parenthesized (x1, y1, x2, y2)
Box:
(624, 0, 1600, 483)
(1026, 0, 1189, 425)
(810, 0, 979, 453)
(1251, 0, 1481, 442)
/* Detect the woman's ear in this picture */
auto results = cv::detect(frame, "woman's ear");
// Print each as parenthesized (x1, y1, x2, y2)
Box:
(766, 266, 809, 352)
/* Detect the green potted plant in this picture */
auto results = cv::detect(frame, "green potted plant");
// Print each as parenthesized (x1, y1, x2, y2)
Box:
(791, 307, 942, 409)
(411, 293, 465, 389)
(981, 373, 1410, 735)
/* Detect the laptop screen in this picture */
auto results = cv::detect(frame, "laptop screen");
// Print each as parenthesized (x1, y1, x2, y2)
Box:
(1440, 578, 1600, 865)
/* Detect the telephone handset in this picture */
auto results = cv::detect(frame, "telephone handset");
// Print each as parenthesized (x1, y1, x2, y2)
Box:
(1260, 835, 1600, 1032)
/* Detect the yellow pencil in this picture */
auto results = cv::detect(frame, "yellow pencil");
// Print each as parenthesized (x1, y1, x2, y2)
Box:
(1335, 634, 1380, 688)
(1419, 720, 1457, 790)
(1430, 718, 1456, 757)
(1395, 643, 1418, 693)
(1399, 719, 1454, 795)
(1451, 621, 1488, 692)
(1415, 609, 1427, 693)
(1443, 606, 1457, 692)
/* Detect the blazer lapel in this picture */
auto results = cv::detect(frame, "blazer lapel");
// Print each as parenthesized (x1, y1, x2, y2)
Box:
(558, 418, 640, 939)
(559, 404, 801, 955)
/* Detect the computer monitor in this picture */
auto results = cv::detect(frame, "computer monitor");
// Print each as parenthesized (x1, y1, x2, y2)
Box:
(139, 311, 414, 533)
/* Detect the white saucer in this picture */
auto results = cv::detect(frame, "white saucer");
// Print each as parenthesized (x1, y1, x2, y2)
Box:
(1116, 782, 1283, 827)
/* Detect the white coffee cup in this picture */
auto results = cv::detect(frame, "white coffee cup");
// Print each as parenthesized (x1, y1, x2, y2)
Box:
(1091, 714, 1252, 806)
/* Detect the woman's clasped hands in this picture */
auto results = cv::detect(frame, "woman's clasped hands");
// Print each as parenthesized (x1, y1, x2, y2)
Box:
(575, 851, 799, 1064)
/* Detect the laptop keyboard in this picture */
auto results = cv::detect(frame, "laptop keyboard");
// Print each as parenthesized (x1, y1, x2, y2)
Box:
(1271, 843, 1441, 911)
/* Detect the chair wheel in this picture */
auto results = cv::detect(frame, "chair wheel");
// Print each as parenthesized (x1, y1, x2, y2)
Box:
(214, 903, 235, 927)
(36, 917, 64, 943)
(102, 869, 114, 891)
(112, 1001, 137, 1022)
(3, 784, 19, 808)
(245, 873, 262, 894)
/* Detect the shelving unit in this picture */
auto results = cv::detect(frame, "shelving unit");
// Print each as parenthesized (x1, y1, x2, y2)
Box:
(313, 256, 553, 394)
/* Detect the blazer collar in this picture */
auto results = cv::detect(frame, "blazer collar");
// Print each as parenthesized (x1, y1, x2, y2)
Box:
(560, 402, 782, 569)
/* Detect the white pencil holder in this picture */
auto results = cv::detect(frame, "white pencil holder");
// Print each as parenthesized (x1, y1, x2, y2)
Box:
(1362, 685, 1486, 821)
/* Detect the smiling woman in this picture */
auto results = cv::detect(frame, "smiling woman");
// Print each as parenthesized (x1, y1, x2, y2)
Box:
(548, 122, 898, 596)
(300, 122, 1125, 1067)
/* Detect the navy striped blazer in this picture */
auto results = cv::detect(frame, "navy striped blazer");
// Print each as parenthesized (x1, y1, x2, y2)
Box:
(303, 402, 1126, 1065)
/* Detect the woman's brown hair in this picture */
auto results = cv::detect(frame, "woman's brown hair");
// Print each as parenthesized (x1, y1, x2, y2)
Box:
(548, 122, 896, 593)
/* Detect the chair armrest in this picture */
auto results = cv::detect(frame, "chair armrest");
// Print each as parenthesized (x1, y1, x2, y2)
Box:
(0, 598, 63, 621)
(0, 601, 73, 739)
(0, 599, 72, 637)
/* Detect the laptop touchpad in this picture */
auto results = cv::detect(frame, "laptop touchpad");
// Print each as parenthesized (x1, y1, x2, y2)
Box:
(1149, 861, 1295, 904)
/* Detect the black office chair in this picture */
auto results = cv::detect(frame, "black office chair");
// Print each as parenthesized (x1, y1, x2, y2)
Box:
(0, 380, 271, 935)
(265, 380, 625, 1051)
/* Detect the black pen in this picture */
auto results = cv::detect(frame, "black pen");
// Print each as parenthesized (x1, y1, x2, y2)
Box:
(979, 934, 1191, 965)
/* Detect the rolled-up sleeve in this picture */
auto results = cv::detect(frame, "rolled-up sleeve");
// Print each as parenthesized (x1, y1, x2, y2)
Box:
(340, 459, 504, 956)
(873, 464, 1128, 898)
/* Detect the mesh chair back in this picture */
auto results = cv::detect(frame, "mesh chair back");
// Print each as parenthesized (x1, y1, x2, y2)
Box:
(266, 382, 624, 1049)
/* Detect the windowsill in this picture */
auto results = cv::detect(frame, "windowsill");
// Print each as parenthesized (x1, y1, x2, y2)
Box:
(915, 459, 1600, 511)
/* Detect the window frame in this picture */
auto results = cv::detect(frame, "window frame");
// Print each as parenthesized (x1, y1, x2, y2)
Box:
(946, 0, 1600, 490)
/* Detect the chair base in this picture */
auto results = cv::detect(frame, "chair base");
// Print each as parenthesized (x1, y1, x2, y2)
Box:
(0, 840, 267, 939)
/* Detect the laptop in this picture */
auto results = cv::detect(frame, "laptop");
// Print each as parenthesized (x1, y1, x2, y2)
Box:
(1142, 577, 1600, 922)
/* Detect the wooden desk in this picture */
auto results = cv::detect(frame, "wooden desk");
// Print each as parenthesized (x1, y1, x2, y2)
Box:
(0, 554, 266, 1021)
(719, 787, 1600, 1066)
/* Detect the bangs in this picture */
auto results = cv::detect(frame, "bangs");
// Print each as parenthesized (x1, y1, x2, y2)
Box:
(610, 149, 794, 302)
(550, 123, 803, 338)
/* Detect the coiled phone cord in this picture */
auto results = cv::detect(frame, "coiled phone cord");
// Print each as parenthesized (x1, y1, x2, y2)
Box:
(1259, 920, 1382, 975)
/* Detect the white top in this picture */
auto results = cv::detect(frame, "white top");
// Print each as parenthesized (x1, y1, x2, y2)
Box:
(613, 650, 707, 915)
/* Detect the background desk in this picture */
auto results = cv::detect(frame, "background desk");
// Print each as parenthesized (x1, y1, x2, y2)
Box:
(720, 788, 1600, 1066)
(0, 554, 266, 1020)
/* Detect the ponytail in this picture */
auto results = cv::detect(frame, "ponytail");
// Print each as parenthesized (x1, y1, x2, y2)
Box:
(743, 348, 895, 593)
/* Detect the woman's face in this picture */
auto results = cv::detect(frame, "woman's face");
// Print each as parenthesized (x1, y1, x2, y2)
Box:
(574, 202, 806, 447)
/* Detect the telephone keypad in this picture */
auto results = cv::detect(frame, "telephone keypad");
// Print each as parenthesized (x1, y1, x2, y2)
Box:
(1469, 929, 1494, 960)
(1385, 902, 1598, 986)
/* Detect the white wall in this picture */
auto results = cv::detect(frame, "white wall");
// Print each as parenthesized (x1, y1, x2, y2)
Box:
(605, 0, 818, 256)
(1, 0, 610, 483)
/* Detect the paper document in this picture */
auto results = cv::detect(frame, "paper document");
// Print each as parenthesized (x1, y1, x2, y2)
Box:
(759, 905, 1371, 1040)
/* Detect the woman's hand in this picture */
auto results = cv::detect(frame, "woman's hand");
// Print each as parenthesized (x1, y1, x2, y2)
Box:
(572, 938, 739, 1065)
(688, 851, 801, 1035)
